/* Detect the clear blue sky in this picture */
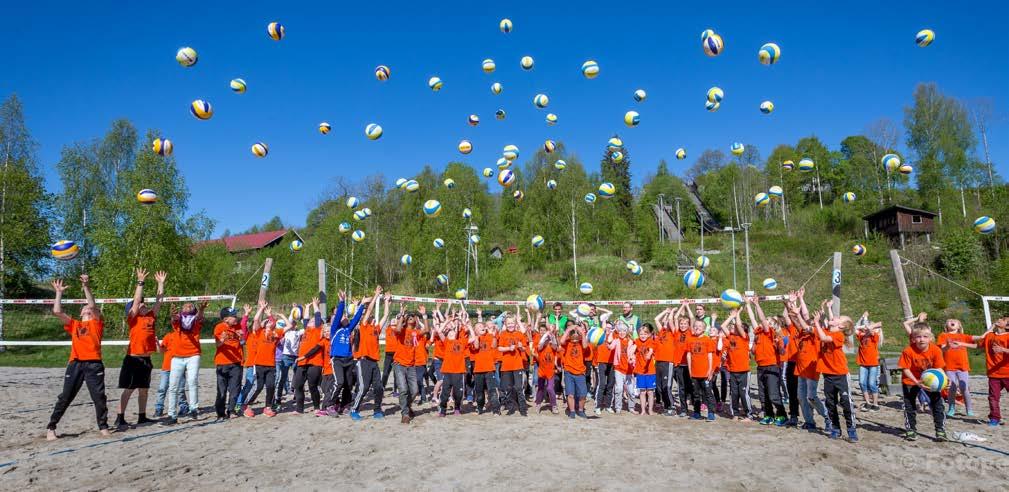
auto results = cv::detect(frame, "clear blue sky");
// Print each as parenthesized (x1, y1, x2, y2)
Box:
(6, 1, 1008, 235)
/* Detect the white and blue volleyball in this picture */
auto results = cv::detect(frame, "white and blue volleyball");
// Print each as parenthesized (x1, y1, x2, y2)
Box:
(731, 142, 745, 155)
(433, 238, 445, 249)
(843, 192, 856, 203)
(375, 65, 391, 81)
(482, 167, 494, 178)
(607, 137, 623, 151)
(554, 159, 566, 170)
(352, 230, 366, 242)
(598, 182, 616, 198)
(702, 31, 724, 57)
(338, 222, 352, 234)
(921, 368, 948, 391)
(267, 22, 285, 41)
(176, 47, 198, 67)
(51, 240, 80, 261)
(882, 153, 901, 172)
(437, 274, 449, 285)
(798, 158, 815, 172)
(353, 210, 367, 221)
(190, 99, 213, 120)
(782, 160, 795, 171)
(547, 179, 557, 190)
(470, 234, 481, 244)
(497, 169, 516, 187)
(405, 180, 420, 192)
(695, 255, 710, 269)
(754, 192, 770, 207)
(318, 122, 331, 134)
(468, 114, 480, 126)
(769, 185, 783, 198)
(705, 100, 720, 112)
(916, 29, 935, 48)
(251, 142, 269, 157)
(290, 240, 303, 252)
(852, 244, 867, 256)
(395, 178, 408, 189)
(683, 269, 704, 289)
(365, 123, 383, 140)
(624, 111, 640, 127)
(584, 193, 597, 204)
(544, 140, 557, 153)
(462, 207, 472, 219)
(491, 82, 503, 95)
(760, 101, 774, 114)
(495, 109, 506, 120)
(758, 43, 781, 65)
(458, 140, 473, 154)
(763, 278, 778, 290)
(720, 289, 743, 309)
(546, 113, 558, 125)
(610, 151, 624, 163)
(482, 58, 496, 73)
(346, 196, 360, 208)
(499, 18, 512, 33)
(579, 282, 593, 295)
(633, 89, 647, 102)
(531, 235, 545, 248)
(526, 294, 545, 311)
(533, 93, 549, 108)
(512, 190, 524, 202)
(230, 78, 247, 93)
(400, 254, 412, 266)
(503, 144, 520, 161)
(428, 77, 443, 91)
(675, 148, 686, 160)
(423, 200, 442, 217)
(497, 158, 512, 170)
(974, 216, 996, 234)
(707, 86, 724, 103)
(899, 164, 913, 175)
(152, 138, 173, 156)
(521, 56, 535, 70)
(581, 60, 600, 79)
(137, 189, 157, 204)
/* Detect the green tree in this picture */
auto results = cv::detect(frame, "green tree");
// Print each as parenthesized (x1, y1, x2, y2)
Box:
(904, 83, 976, 202)
(600, 136, 634, 227)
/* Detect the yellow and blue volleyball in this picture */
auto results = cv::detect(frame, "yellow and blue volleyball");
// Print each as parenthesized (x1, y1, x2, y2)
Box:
(769, 185, 784, 198)
(882, 153, 901, 172)
(916, 29, 935, 48)
(581, 60, 600, 79)
(526, 294, 545, 311)
(318, 122, 331, 134)
(267, 22, 285, 41)
(152, 138, 173, 156)
(629, 264, 643, 276)
(920, 368, 948, 392)
(611, 150, 625, 161)
(482, 58, 496, 73)
(521, 56, 535, 70)
(363, 207, 372, 217)
(554, 159, 566, 170)
(607, 137, 623, 151)
(731, 142, 745, 155)
(852, 244, 867, 256)
(544, 140, 557, 153)
(352, 230, 366, 242)
(898, 164, 913, 175)
(353, 210, 367, 221)
(444, 178, 456, 189)
(626, 260, 639, 272)
(754, 192, 770, 207)
(433, 238, 445, 249)
(230, 78, 247, 93)
(428, 76, 443, 91)
(675, 148, 686, 160)
(51, 240, 79, 261)
(763, 278, 778, 290)
(695, 255, 710, 269)
(760, 101, 774, 114)
(782, 160, 795, 171)
(338, 222, 352, 233)
(499, 18, 512, 33)
(705, 100, 720, 112)
(400, 254, 412, 266)
(470, 234, 481, 244)
(251, 142, 269, 157)
(707, 87, 724, 103)
(633, 89, 647, 102)
(437, 274, 449, 285)
(531, 235, 545, 248)
(482, 167, 494, 178)
(365, 123, 383, 140)
(702, 32, 724, 57)
(176, 47, 198, 67)
(375, 65, 391, 81)
(497, 158, 512, 170)
(624, 111, 640, 127)
(290, 239, 304, 252)
(598, 182, 616, 198)
(137, 189, 157, 204)
(546, 113, 558, 126)
(503, 144, 520, 161)
(498, 169, 516, 187)
(458, 140, 473, 154)
(577, 303, 593, 316)
(974, 216, 996, 234)
(720, 289, 744, 309)
(683, 269, 704, 289)
(495, 109, 506, 120)
(547, 179, 557, 190)
(395, 178, 408, 189)
(403, 180, 419, 192)
(423, 200, 442, 217)
(512, 190, 524, 202)
(584, 193, 597, 204)
(190, 99, 213, 120)
(533, 94, 549, 108)
(579, 282, 594, 295)
(454, 289, 468, 300)
(758, 43, 781, 65)
(468, 114, 480, 126)
(346, 196, 360, 208)
(798, 158, 815, 172)
(587, 327, 606, 346)
(491, 82, 503, 95)
(842, 192, 856, 203)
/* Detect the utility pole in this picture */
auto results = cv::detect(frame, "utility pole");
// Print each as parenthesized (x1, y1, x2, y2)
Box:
(318, 259, 327, 314)
(258, 258, 274, 304)
(674, 197, 682, 251)
(742, 223, 751, 291)
(889, 249, 914, 320)
(726, 226, 737, 290)
(815, 167, 824, 209)
(570, 200, 578, 286)
(656, 193, 665, 244)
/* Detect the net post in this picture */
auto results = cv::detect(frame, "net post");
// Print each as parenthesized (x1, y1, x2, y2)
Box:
(318, 259, 328, 315)
(258, 258, 274, 304)
(889, 249, 914, 320)
(983, 297, 992, 330)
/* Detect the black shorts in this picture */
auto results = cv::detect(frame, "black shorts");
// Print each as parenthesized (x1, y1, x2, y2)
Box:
(118, 355, 153, 389)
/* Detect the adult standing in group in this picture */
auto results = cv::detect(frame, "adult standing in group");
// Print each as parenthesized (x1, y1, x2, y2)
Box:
(213, 305, 244, 420)
(47, 274, 109, 440)
(329, 291, 366, 414)
(547, 302, 568, 335)
(162, 299, 207, 425)
(617, 302, 641, 340)
(392, 305, 426, 423)
(115, 268, 166, 430)
(350, 288, 389, 421)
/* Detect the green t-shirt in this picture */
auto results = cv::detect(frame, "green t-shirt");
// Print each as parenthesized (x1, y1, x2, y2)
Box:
(547, 314, 568, 334)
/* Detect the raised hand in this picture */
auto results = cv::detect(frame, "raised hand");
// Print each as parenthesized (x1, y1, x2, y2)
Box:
(418, 305, 427, 316)
(338, 290, 347, 301)
(154, 271, 168, 284)
(51, 279, 67, 293)
(79, 274, 90, 285)
(243, 303, 252, 316)
(135, 268, 149, 281)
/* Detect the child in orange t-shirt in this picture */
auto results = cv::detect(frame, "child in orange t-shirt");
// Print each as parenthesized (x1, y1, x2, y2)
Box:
(559, 321, 590, 418)
(898, 323, 947, 441)
(436, 318, 470, 416)
(786, 299, 828, 431)
(534, 328, 560, 413)
(814, 301, 857, 442)
(470, 312, 501, 415)
(854, 313, 884, 411)
(745, 296, 787, 425)
(970, 317, 1009, 427)
(686, 318, 717, 421)
(937, 318, 976, 417)
(721, 309, 752, 420)
(609, 322, 634, 414)
(631, 324, 657, 415)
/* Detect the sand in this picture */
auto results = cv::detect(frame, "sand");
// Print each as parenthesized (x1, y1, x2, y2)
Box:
(0, 366, 1007, 491)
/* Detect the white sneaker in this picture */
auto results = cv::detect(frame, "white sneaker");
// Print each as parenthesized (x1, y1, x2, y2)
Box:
(606, 408, 615, 414)
(594, 408, 601, 416)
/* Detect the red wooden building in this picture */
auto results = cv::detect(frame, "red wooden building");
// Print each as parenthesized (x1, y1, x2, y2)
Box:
(862, 205, 937, 248)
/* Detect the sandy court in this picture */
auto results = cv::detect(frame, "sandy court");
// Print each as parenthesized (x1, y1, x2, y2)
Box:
(0, 366, 1007, 491)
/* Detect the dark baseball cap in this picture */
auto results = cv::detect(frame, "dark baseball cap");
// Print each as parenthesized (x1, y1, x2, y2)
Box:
(220, 307, 238, 319)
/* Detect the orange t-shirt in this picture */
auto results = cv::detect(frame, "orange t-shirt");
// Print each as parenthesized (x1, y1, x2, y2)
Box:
(562, 340, 587, 375)
(393, 328, 419, 367)
(127, 312, 157, 356)
(297, 327, 325, 367)
(653, 328, 676, 363)
(356, 322, 381, 361)
(795, 331, 821, 380)
(672, 330, 692, 366)
(472, 333, 497, 373)
(242, 328, 258, 368)
(252, 328, 280, 367)
(937, 332, 972, 372)
(441, 338, 468, 374)
(898, 343, 945, 385)
(171, 318, 203, 358)
(753, 328, 782, 367)
(783, 324, 800, 362)
(980, 332, 1009, 378)
(414, 332, 430, 366)
(321, 337, 333, 375)
(816, 331, 849, 376)
(65, 318, 103, 362)
(160, 332, 177, 371)
(498, 331, 528, 371)
(687, 336, 715, 379)
(633, 338, 656, 375)
(433, 338, 446, 360)
(536, 344, 557, 379)
(595, 335, 614, 364)
(213, 322, 243, 365)
(384, 326, 400, 354)
(726, 333, 750, 373)
(613, 337, 631, 374)
(856, 331, 880, 367)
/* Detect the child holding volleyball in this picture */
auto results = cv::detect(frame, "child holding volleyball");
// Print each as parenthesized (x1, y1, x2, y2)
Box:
(898, 322, 947, 441)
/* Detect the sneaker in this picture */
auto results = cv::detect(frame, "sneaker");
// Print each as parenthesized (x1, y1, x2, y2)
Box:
(136, 415, 155, 425)
(759, 417, 773, 426)
(904, 430, 918, 441)
(350, 412, 363, 421)
(401, 414, 411, 424)
(677, 412, 687, 418)
(263, 408, 277, 417)
(935, 429, 948, 442)
(946, 406, 956, 417)
(189, 410, 198, 420)
(243, 406, 255, 418)
(774, 417, 788, 427)
(576, 411, 588, 419)
(568, 411, 576, 419)
(707, 412, 716, 421)
(785, 417, 798, 427)
(314, 410, 328, 417)
(966, 410, 976, 417)
(860, 403, 871, 412)
(606, 408, 616, 414)
(373, 411, 385, 419)
(114, 417, 129, 430)
(663, 409, 675, 417)
(829, 428, 840, 439)
(454, 410, 461, 416)
(594, 408, 602, 416)
(234, 405, 242, 415)
(691, 412, 703, 420)
(324, 406, 339, 417)
(989, 419, 1000, 427)
(153, 409, 164, 418)
(870, 404, 880, 411)
(159, 417, 178, 426)
(847, 428, 859, 442)
(800, 422, 816, 431)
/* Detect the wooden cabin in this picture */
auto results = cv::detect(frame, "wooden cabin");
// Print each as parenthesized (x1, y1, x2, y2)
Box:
(862, 205, 937, 248)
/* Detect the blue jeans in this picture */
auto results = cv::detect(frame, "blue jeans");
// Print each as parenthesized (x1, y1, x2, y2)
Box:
(237, 367, 256, 406)
(167, 355, 200, 417)
(275, 355, 296, 399)
(858, 365, 879, 395)
(798, 376, 827, 427)
(155, 370, 189, 415)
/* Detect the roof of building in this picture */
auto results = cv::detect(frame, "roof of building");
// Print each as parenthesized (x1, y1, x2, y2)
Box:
(194, 229, 303, 253)
(862, 205, 938, 221)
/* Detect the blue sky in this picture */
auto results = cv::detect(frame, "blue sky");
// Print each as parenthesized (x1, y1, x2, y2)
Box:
(6, 1, 1008, 235)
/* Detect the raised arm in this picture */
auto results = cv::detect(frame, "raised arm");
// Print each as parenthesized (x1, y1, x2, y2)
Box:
(151, 271, 167, 315)
(51, 279, 72, 323)
(129, 268, 147, 317)
(378, 293, 392, 328)
(903, 312, 926, 336)
(598, 307, 613, 325)
(80, 274, 99, 319)
(797, 287, 810, 320)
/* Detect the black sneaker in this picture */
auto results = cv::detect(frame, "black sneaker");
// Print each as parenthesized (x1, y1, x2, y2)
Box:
(935, 429, 948, 442)
(160, 417, 178, 426)
(903, 430, 917, 441)
(114, 417, 129, 430)
(136, 415, 155, 425)
(189, 410, 198, 420)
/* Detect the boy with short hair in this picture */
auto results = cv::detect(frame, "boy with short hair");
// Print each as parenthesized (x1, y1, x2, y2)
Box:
(898, 323, 947, 441)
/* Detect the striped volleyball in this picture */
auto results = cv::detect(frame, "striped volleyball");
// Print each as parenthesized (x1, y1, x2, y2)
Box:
(267, 22, 285, 41)
(754, 192, 770, 207)
(470, 234, 480, 245)
(920, 368, 948, 391)
(176, 47, 198, 67)
(433, 238, 445, 249)
(318, 122, 331, 134)
(843, 192, 856, 203)
(626, 260, 639, 271)
(428, 77, 443, 91)
(405, 180, 420, 192)
(458, 140, 473, 154)
(375, 65, 391, 81)
(526, 294, 545, 311)
(346, 196, 360, 208)
(395, 178, 407, 189)
(290, 240, 303, 252)
(544, 140, 557, 153)
(468, 114, 480, 126)
(798, 158, 815, 172)
(482, 58, 496, 73)
(365, 123, 383, 140)
(584, 193, 597, 204)
(400, 254, 412, 266)
(353, 210, 367, 221)
(629, 264, 643, 276)
(579, 282, 594, 295)
(610, 151, 624, 163)
(899, 164, 913, 175)
(482, 168, 494, 178)
(338, 222, 351, 233)
(974, 216, 996, 234)
(581, 60, 599, 79)
(152, 138, 173, 156)
(577, 303, 592, 316)
(695, 255, 710, 269)
(916, 29, 935, 48)
(554, 160, 567, 170)
(769, 186, 784, 198)
(51, 240, 80, 261)
(633, 89, 647, 102)
(531, 235, 545, 248)
(491, 82, 503, 95)
(598, 182, 616, 198)
(624, 111, 640, 127)
(607, 137, 623, 151)
(675, 148, 686, 160)
(230, 78, 247, 93)
(521, 56, 534, 70)
(423, 200, 442, 217)
(437, 274, 449, 285)
(587, 328, 606, 346)
(852, 244, 867, 256)
(499, 18, 512, 33)
(512, 190, 524, 202)
(462, 207, 472, 219)
(251, 142, 268, 157)
(720, 289, 743, 309)
(497, 158, 512, 170)
(137, 189, 157, 204)
(707, 87, 724, 103)
(683, 269, 704, 289)
(547, 179, 557, 190)
(731, 142, 745, 155)
(760, 101, 774, 114)
(496, 109, 506, 120)
(533, 94, 549, 108)
(763, 278, 778, 290)
(782, 160, 795, 171)
(455, 289, 467, 300)
(497, 169, 516, 187)
(758, 43, 781, 65)
(702, 31, 724, 56)
(546, 113, 558, 126)
(503, 144, 520, 161)
(352, 230, 366, 242)
(190, 100, 213, 120)
(882, 153, 901, 172)
(705, 101, 720, 112)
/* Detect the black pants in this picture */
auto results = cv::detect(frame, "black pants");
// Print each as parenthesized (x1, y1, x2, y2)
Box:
(465, 359, 475, 396)
(757, 365, 786, 418)
(692, 377, 715, 414)
(500, 370, 527, 414)
(595, 363, 614, 409)
(382, 351, 396, 390)
(784, 361, 799, 419)
(823, 374, 855, 430)
(440, 373, 464, 412)
(474, 371, 500, 413)
(902, 384, 945, 433)
(352, 358, 383, 412)
(248, 365, 276, 408)
(655, 361, 674, 409)
(712, 367, 729, 404)
(729, 371, 751, 417)
(321, 374, 335, 407)
(215, 363, 242, 418)
(293, 365, 323, 412)
(331, 356, 355, 408)
(585, 362, 593, 394)
(674, 365, 694, 412)
(48, 360, 108, 430)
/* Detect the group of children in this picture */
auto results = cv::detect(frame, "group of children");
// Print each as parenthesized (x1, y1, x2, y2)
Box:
(44, 271, 1009, 444)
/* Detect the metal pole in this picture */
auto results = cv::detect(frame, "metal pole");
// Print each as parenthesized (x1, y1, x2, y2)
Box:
(674, 197, 682, 251)
(742, 223, 751, 291)
(729, 227, 737, 290)
(258, 258, 274, 304)
(657, 194, 665, 244)
(465, 226, 471, 294)
(318, 259, 327, 315)
(571, 200, 579, 286)
(815, 167, 824, 209)
(831, 252, 842, 318)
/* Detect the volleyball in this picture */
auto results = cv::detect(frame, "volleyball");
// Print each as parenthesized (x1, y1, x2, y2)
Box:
(758, 43, 781, 65)
(503, 144, 520, 161)
(531, 235, 545, 248)
(731, 142, 745, 155)
(512, 190, 524, 202)
(763, 278, 778, 290)
(499, 18, 512, 33)
(526, 294, 545, 311)
(462, 207, 472, 219)
(497, 169, 516, 187)
(352, 230, 366, 242)
(346, 196, 359, 208)
(338, 222, 352, 234)
(497, 158, 512, 170)
(760, 101, 774, 114)
(491, 82, 502, 95)
(798, 158, 815, 172)
(974, 216, 997, 234)
(843, 192, 856, 203)
(610, 151, 624, 163)
(598, 182, 616, 197)
(577, 303, 593, 316)
(633, 89, 647, 102)
(581, 60, 600, 79)
(852, 244, 867, 256)
(899, 164, 913, 175)
(607, 137, 623, 151)
(405, 180, 420, 192)
(175, 47, 198, 67)
(458, 140, 473, 154)
(137, 189, 157, 204)
(437, 274, 449, 285)
(423, 200, 442, 217)
(365, 123, 383, 140)
(882, 153, 901, 172)
(533, 94, 549, 108)
(230, 78, 247, 93)
(706, 101, 720, 112)
(720, 289, 744, 309)
(375, 65, 391, 81)
(916, 29, 935, 48)
(353, 210, 367, 221)
(703, 32, 724, 56)
(546, 113, 558, 125)
(51, 240, 79, 261)
(547, 179, 557, 190)
(683, 269, 705, 289)
(782, 160, 795, 171)
(396, 178, 408, 189)
(400, 254, 412, 266)
(584, 193, 597, 204)
(190, 99, 213, 120)
(251, 142, 269, 157)
(579, 283, 594, 295)
(318, 122, 331, 134)
(754, 192, 770, 207)
(468, 114, 480, 126)
(587, 327, 606, 346)
(290, 240, 303, 252)
(455, 289, 467, 300)
(267, 22, 285, 40)
(152, 138, 173, 156)
(707, 87, 724, 103)
(554, 160, 566, 170)
(544, 140, 557, 153)
(482, 58, 496, 73)
(769, 185, 784, 198)
(428, 77, 443, 91)
(433, 238, 445, 249)
(675, 148, 686, 160)
(521, 56, 534, 70)
(624, 111, 640, 127)
(696, 255, 710, 269)
(629, 264, 643, 276)
(482, 168, 493, 178)
(496, 109, 506, 120)
(920, 368, 948, 392)
(363, 208, 372, 217)
(470, 234, 481, 245)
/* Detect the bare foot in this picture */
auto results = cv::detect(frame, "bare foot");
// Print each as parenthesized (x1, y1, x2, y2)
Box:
(46, 429, 58, 441)
(100, 429, 111, 437)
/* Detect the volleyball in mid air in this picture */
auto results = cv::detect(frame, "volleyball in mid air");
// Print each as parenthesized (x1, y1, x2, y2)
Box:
(852, 244, 867, 256)
(267, 22, 285, 41)
(598, 182, 616, 198)
(547, 179, 557, 190)
(531, 235, 544, 248)
(353, 210, 367, 222)
(584, 193, 597, 204)
(768, 185, 783, 198)
(251, 142, 269, 157)
(433, 238, 445, 249)
(695, 255, 710, 269)
(289, 240, 303, 252)
(482, 59, 496, 73)
(375, 65, 390, 81)
(798, 158, 815, 172)
(974, 216, 996, 234)
(462, 207, 472, 219)
(512, 190, 524, 202)
(581, 60, 599, 79)
(707, 87, 724, 103)
(503, 144, 520, 161)
(683, 269, 704, 289)
(758, 43, 781, 65)
(365, 123, 383, 140)
(137, 189, 157, 204)
(490, 82, 503, 95)
(915, 29, 935, 48)
(470, 234, 481, 245)
(546, 113, 558, 126)
(554, 160, 566, 170)
(498, 169, 516, 187)
(577, 303, 592, 317)
(544, 140, 557, 153)
(624, 111, 640, 127)
(496, 109, 506, 120)
(437, 274, 449, 286)
(526, 294, 545, 311)
(702, 30, 724, 56)
(782, 160, 795, 171)
(444, 178, 456, 189)
(587, 328, 606, 346)
(731, 142, 745, 155)
(898, 164, 913, 175)
(428, 77, 443, 91)
(720, 289, 743, 309)
(404, 180, 420, 192)
(607, 137, 623, 151)
(176, 47, 198, 67)
(423, 200, 442, 217)
(51, 240, 80, 261)
(352, 230, 366, 242)
(675, 148, 686, 160)
(842, 192, 856, 203)
(760, 101, 774, 114)
(705, 101, 720, 112)
(882, 153, 901, 172)
(400, 254, 412, 266)
(763, 278, 778, 290)
(521, 56, 534, 70)
(497, 158, 512, 170)
(754, 192, 770, 207)
(533, 94, 549, 108)
(230, 78, 247, 93)
(579, 282, 593, 295)
(500, 18, 512, 33)
(468, 114, 480, 126)
(633, 89, 647, 102)
(455, 287, 465, 298)
(482, 167, 494, 178)
(190, 100, 213, 120)
(338, 222, 351, 234)
(395, 178, 407, 189)
(152, 138, 173, 156)
(346, 196, 360, 208)
(458, 140, 473, 154)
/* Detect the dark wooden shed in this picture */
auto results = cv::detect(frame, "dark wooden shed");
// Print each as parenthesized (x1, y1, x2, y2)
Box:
(862, 205, 938, 248)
